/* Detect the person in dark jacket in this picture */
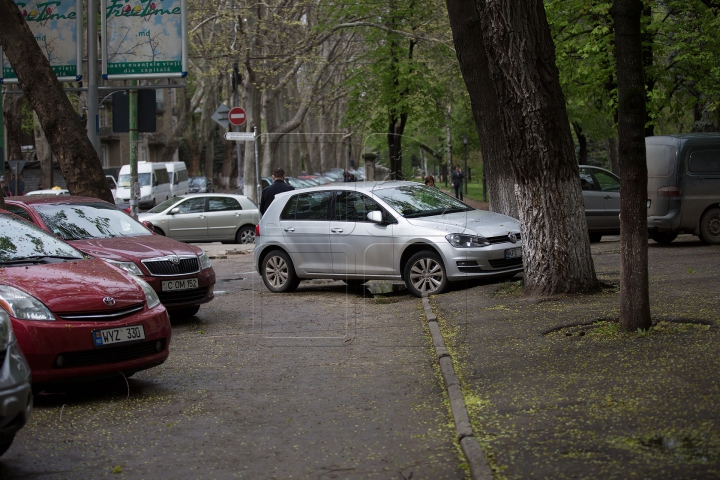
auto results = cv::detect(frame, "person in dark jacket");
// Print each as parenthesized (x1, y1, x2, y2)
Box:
(260, 167, 294, 215)
(450, 165, 465, 200)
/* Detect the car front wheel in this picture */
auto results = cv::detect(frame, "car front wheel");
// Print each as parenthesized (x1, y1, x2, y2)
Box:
(649, 229, 678, 244)
(404, 251, 448, 298)
(169, 305, 200, 320)
(700, 207, 720, 245)
(261, 250, 300, 293)
(236, 225, 255, 244)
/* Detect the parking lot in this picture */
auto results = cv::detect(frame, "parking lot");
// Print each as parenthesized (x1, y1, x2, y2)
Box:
(0, 243, 464, 479)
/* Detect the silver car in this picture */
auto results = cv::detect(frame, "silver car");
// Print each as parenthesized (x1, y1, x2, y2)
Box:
(0, 309, 32, 457)
(254, 182, 524, 297)
(139, 194, 259, 244)
(579, 165, 621, 242)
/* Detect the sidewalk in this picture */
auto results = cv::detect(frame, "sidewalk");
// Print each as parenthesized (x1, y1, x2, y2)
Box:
(430, 236, 720, 478)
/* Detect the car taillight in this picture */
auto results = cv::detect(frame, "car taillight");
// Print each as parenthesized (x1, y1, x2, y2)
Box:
(657, 186, 682, 197)
(255, 225, 261, 237)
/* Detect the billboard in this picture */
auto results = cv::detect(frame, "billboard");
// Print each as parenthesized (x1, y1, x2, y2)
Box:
(0, 0, 84, 84)
(101, 0, 188, 80)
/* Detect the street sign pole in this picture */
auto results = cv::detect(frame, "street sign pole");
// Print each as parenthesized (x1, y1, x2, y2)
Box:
(129, 81, 139, 219)
(254, 126, 261, 216)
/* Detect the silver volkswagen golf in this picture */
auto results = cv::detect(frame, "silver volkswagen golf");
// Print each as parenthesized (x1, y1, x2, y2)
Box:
(254, 182, 523, 297)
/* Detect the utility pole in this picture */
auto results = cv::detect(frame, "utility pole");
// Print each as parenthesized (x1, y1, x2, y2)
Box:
(232, 62, 243, 193)
(129, 82, 139, 218)
(462, 134, 468, 196)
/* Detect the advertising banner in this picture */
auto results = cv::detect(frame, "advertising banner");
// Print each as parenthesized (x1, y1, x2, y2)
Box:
(101, 0, 188, 80)
(0, 0, 83, 84)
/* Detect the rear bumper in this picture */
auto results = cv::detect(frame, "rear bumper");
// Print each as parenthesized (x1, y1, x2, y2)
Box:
(648, 208, 681, 231)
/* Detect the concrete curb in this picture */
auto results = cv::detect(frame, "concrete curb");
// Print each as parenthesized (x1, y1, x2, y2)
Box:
(422, 294, 494, 480)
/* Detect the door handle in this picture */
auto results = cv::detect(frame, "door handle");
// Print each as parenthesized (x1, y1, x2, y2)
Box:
(604, 196, 612, 200)
(331, 228, 344, 233)
(284, 227, 295, 232)
(199, 215, 206, 219)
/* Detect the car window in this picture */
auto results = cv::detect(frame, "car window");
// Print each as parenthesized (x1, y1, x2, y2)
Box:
(578, 168, 596, 191)
(4, 204, 34, 222)
(688, 149, 720, 174)
(155, 168, 170, 185)
(647, 144, 676, 177)
(281, 192, 331, 220)
(176, 197, 207, 214)
(0, 214, 84, 263)
(33, 203, 152, 240)
(149, 196, 184, 213)
(335, 191, 385, 222)
(373, 185, 472, 218)
(593, 170, 620, 192)
(208, 197, 241, 212)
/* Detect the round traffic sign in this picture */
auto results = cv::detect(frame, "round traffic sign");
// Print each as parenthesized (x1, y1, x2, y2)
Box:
(228, 107, 246, 126)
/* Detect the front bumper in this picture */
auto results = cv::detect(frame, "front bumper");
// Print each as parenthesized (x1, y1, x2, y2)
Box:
(0, 340, 33, 436)
(142, 267, 216, 311)
(647, 208, 682, 231)
(436, 241, 524, 281)
(11, 305, 171, 384)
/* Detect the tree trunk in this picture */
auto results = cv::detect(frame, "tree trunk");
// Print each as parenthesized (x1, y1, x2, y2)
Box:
(612, 0, 651, 331)
(0, 0, 113, 203)
(445, 104, 453, 184)
(34, 114, 53, 187)
(3, 94, 24, 161)
(607, 136, 620, 175)
(445, 0, 518, 217)
(450, 0, 599, 296)
(642, 4, 655, 138)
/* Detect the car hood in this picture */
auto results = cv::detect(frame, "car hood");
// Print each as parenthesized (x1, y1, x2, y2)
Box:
(69, 234, 202, 262)
(405, 210, 521, 237)
(1, 258, 145, 314)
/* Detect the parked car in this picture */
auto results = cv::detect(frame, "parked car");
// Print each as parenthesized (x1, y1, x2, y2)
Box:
(4, 197, 215, 320)
(579, 165, 621, 242)
(116, 162, 172, 209)
(24, 188, 70, 196)
(254, 182, 523, 297)
(106, 175, 119, 199)
(0, 292, 32, 457)
(166, 161, 189, 197)
(138, 194, 259, 244)
(0, 211, 172, 384)
(188, 176, 214, 193)
(646, 134, 720, 244)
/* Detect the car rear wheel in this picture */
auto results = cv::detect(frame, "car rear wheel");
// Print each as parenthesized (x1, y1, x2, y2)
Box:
(236, 225, 255, 244)
(649, 229, 678, 244)
(169, 305, 200, 320)
(699, 207, 720, 245)
(404, 251, 448, 298)
(261, 250, 300, 293)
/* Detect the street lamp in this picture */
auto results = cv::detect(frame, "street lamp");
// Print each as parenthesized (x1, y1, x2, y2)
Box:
(462, 135, 468, 196)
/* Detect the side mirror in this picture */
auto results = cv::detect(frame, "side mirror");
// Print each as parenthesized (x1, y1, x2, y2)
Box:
(153, 180, 159, 187)
(142, 221, 154, 232)
(367, 211, 384, 224)
(170, 207, 180, 215)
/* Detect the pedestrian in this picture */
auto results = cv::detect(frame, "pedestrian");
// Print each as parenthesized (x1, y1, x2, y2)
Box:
(424, 175, 436, 188)
(450, 165, 465, 200)
(343, 168, 351, 182)
(260, 167, 295, 215)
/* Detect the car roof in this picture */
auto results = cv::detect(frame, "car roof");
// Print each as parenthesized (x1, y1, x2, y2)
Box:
(6, 195, 112, 206)
(183, 193, 249, 199)
(271, 180, 420, 199)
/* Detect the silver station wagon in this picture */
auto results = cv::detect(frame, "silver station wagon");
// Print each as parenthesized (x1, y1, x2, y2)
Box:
(254, 182, 524, 297)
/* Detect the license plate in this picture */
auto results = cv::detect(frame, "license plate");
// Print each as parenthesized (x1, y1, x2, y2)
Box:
(162, 278, 198, 291)
(93, 325, 145, 347)
(505, 247, 522, 259)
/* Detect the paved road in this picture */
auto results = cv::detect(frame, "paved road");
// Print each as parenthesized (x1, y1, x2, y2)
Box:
(1, 248, 463, 479)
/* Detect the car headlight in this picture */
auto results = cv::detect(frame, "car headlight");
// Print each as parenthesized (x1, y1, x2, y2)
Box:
(131, 276, 161, 309)
(445, 233, 490, 248)
(199, 252, 211, 270)
(0, 310, 15, 350)
(0, 285, 56, 321)
(105, 259, 144, 276)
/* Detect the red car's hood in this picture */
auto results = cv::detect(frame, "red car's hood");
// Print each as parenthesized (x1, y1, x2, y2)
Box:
(1, 258, 145, 314)
(69, 234, 203, 262)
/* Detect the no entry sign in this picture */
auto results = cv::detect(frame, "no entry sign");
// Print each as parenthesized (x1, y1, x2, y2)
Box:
(228, 107, 246, 126)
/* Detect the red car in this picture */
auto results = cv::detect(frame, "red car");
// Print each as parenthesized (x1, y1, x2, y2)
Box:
(4, 196, 215, 320)
(0, 211, 171, 383)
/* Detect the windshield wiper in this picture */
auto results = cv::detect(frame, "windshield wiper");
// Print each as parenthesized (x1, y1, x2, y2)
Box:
(0, 255, 83, 266)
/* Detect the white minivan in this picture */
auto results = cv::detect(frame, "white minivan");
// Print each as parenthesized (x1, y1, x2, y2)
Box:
(116, 162, 172, 209)
(166, 161, 189, 197)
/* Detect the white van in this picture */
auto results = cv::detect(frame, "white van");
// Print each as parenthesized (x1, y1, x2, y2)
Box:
(116, 162, 172, 209)
(165, 161, 189, 197)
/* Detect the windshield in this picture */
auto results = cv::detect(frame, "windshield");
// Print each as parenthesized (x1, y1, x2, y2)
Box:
(189, 177, 206, 187)
(118, 173, 151, 187)
(149, 196, 184, 213)
(0, 214, 84, 264)
(34, 203, 152, 240)
(373, 184, 473, 218)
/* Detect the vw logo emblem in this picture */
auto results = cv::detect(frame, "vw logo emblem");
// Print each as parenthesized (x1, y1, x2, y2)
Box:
(103, 297, 116, 306)
(168, 255, 180, 265)
(508, 232, 518, 244)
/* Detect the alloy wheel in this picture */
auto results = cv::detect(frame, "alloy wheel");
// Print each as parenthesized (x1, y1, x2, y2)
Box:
(409, 257, 444, 294)
(265, 255, 289, 289)
(240, 229, 255, 244)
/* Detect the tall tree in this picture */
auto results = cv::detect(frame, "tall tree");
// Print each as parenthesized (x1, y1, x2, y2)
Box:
(447, 0, 599, 296)
(611, 0, 651, 331)
(0, 0, 113, 203)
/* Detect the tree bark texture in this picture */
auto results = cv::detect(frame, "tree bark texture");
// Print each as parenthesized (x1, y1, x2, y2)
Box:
(2, 94, 24, 161)
(0, 0, 113, 203)
(445, 0, 518, 217)
(450, 0, 599, 296)
(612, 0, 652, 331)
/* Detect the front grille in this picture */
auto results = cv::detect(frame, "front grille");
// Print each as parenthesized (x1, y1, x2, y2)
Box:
(158, 287, 208, 305)
(486, 233, 522, 245)
(458, 266, 484, 273)
(488, 257, 523, 269)
(143, 257, 200, 276)
(57, 304, 145, 322)
(55, 339, 166, 368)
